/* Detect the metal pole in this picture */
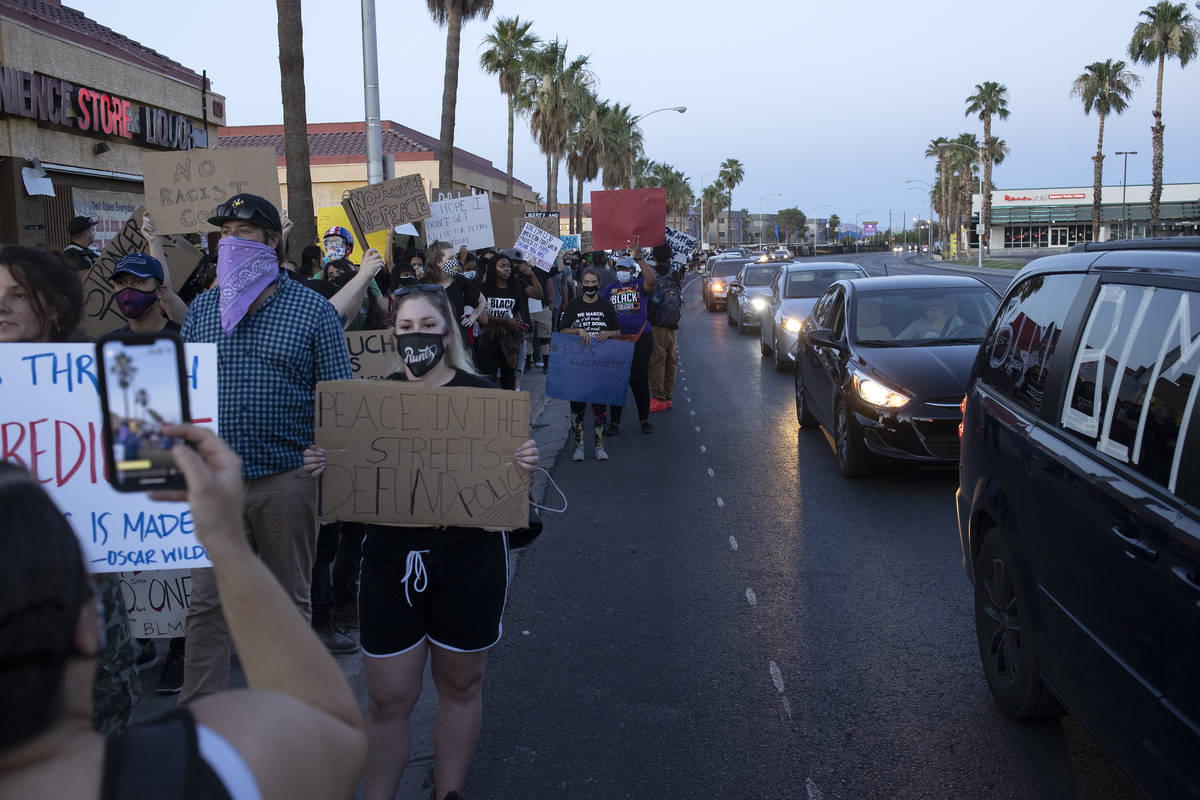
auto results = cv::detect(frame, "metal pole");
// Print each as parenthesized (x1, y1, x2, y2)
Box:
(978, 174, 983, 268)
(1116, 151, 1136, 240)
(361, 0, 383, 186)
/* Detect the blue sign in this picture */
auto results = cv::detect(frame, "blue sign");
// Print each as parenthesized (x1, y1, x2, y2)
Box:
(545, 333, 633, 407)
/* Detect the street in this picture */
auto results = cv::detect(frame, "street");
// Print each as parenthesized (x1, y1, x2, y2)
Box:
(465, 255, 1144, 799)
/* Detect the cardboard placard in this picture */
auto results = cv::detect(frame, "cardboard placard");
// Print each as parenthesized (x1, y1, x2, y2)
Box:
(315, 381, 530, 529)
(120, 569, 191, 638)
(589, 188, 667, 250)
(560, 234, 581, 252)
(520, 212, 560, 238)
(424, 194, 495, 250)
(344, 329, 398, 379)
(489, 201, 525, 249)
(515, 222, 564, 271)
(0, 344, 218, 572)
(581, 230, 593, 252)
(665, 226, 698, 265)
(346, 174, 431, 235)
(141, 147, 282, 235)
(544, 333, 634, 407)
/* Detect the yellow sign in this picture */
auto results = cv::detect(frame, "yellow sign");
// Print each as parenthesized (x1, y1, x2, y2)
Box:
(317, 206, 391, 265)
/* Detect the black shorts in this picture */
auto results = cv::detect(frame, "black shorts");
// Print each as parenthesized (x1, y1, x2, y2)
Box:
(359, 531, 510, 656)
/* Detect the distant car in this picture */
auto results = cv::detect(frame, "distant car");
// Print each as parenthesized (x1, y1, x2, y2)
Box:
(726, 262, 783, 334)
(772, 248, 791, 260)
(703, 258, 749, 311)
(921, 244, 929, 254)
(892, 245, 904, 253)
(761, 262, 869, 371)
(793, 275, 1000, 476)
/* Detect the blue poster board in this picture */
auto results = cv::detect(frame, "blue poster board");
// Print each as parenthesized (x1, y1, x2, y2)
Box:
(545, 333, 633, 407)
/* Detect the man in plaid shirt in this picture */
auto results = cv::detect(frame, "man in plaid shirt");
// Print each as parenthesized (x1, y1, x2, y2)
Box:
(179, 194, 352, 703)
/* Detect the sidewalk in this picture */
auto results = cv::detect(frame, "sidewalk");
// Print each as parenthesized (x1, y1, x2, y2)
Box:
(131, 365, 574, 800)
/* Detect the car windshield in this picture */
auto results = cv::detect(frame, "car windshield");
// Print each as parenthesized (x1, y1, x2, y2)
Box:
(784, 269, 863, 298)
(853, 287, 1000, 346)
(742, 266, 777, 286)
(713, 260, 746, 278)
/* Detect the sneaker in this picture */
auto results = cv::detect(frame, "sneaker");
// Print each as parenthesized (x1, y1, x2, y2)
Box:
(572, 446, 585, 462)
(156, 645, 185, 694)
(649, 398, 668, 413)
(605, 423, 620, 436)
(136, 639, 159, 672)
(641, 421, 654, 434)
(315, 623, 358, 655)
(332, 602, 358, 631)
(594, 446, 609, 461)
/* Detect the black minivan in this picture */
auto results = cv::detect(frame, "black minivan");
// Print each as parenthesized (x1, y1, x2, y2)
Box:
(958, 238, 1200, 799)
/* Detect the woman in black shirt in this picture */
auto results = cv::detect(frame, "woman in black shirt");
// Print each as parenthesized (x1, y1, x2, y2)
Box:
(475, 250, 543, 390)
(558, 267, 621, 461)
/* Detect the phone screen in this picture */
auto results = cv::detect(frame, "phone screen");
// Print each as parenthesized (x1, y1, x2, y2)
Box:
(98, 333, 190, 490)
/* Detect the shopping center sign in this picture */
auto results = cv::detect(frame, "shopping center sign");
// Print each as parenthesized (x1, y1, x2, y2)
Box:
(999, 191, 1089, 203)
(0, 65, 200, 150)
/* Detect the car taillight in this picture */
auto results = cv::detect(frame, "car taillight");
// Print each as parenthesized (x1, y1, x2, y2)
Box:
(958, 395, 967, 439)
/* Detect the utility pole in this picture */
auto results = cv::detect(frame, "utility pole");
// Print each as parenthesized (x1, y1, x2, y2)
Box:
(1116, 151, 1137, 240)
(361, 0, 383, 185)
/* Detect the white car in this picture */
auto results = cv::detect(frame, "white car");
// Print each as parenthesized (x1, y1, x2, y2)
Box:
(760, 262, 869, 370)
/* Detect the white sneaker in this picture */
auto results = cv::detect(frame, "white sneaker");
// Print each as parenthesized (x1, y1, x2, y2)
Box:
(572, 446, 585, 462)
(594, 446, 609, 461)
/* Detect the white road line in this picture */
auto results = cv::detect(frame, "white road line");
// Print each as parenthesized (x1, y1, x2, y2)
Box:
(707, 468, 714, 477)
(689, 410, 696, 416)
(700, 445, 707, 453)
(769, 661, 785, 693)
(806, 777, 824, 800)
(728, 535, 738, 551)
(694, 426, 700, 432)
(781, 694, 793, 720)
(686, 397, 691, 402)
(745, 587, 757, 606)
(716, 497, 724, 508)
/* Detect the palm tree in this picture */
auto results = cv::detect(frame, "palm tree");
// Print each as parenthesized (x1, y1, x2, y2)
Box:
(965, 81, 1010, 255)
(1128, 1, 1198, 226)
(948, 132, 981, 255)
(276, 0, 315, 261)
(828, 214, 841, 241)
(718, 158, 744, 245)
(1071, 60, 1140, 240)
(925, 136, 950, 239)
(428, 0, 495, 192)
(597, 103, 640, 190)
(526, 39, 592, 211)
(480, 16, 539, 201)
(111, 352, 137, 422)
(702, 182, 727, 242)
(135, 388, 149, 423)
(565, 90, 601, 233)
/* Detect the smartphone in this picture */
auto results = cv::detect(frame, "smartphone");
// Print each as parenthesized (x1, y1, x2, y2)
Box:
(96, 330, 191, 491)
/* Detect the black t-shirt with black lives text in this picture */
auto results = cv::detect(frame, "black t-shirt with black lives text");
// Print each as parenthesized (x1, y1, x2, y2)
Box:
(559, 297, 619, 334)
(443, 274, 482, 322)
(484, 281, 527, 324)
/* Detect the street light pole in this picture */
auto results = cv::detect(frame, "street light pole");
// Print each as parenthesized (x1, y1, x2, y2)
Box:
(1115, 150, 1137, 240)
(628, 106, 687, 190)
(698, 170, 713, 251)
(937, 142, 984, 269)
(906, 179, 934, 254)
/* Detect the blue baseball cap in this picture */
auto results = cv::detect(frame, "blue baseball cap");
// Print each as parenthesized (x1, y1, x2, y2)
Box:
(112, 252, 164, 282)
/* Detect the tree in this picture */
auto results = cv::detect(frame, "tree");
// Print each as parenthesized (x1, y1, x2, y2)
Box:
(597, 102, 639, 190)
(480, 15, 539, 201)
(1071, 60, 1140, 240)
(925, 137, 949, 240)
(565, 90, 601, 233)
(111, 352, 136, 423)
(718, 158, 744, 244)
(965, 81, 1010, 255)
(828, 213, 841, 240)
(1128, 1, 1198, 226)
(277, 0, 315, 261)
(776, 207, 806, 244)
(701, 182, 728, 244)
(428, 0, 495, 192)
(525, 39, 592, 211)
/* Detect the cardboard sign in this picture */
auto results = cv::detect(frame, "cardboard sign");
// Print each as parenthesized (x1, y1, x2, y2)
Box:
(344, 330, 398, 379)
(665, 226, 698, 266)
(314, 381, 530, 530)
(581, 230, 593, 252)
(424, 194, 495, 250)
(317, 206, 390, 265)
(345, 174, 431, 236)
(545, 333, 634, 407)
(589, 188, 667, 250)
(515, 222, 564, 271)
(489, 201, 525, 249)
(120, 569, 191, 638)
(560, 234, 581, 252)
(0, 344, 218, 572)
(141, 147, 282, 235)
(521, 212, 560, 238)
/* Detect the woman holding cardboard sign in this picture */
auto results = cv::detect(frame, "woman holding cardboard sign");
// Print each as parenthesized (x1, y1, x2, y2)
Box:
(302, 283, 538, 800)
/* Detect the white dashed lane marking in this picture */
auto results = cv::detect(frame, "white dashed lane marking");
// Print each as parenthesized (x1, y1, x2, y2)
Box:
(716, 497, 725, 508)
(745, 587, 757, 607)
(694, 426, 700, 432)
(806, 777, 823, 799)
(700, 445, 707, 453)
(769, 661, 785, 693)
(728, 535, 738, 551)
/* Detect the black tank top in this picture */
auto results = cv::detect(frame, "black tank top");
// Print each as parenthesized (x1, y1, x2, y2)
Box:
(101, 708, 233, 800)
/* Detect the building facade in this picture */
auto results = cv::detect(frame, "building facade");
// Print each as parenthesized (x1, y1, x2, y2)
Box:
(0, 0, 225, 249)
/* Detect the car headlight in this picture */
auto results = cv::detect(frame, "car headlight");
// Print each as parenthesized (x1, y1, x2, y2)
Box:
(783, 317, 803, 333)
(852, 370, 911, 408)
(750, 296, 767, 311)
(711, 281, 724, 292)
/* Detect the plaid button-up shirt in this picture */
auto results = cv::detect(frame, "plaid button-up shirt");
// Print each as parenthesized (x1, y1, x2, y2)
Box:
(182, 270, 352, 479)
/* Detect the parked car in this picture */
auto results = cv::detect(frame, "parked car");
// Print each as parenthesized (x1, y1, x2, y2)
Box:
(793, 274, 1000, 476)
(703, 258, 749, 311)
(957, 237, 1200, 799)
(727, 262, 783, 333)
(761, 262, 868, 371)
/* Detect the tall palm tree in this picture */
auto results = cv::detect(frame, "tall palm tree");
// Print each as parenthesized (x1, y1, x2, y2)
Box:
(479, 16, 539, 201)
(566, 90, 601, 233)
(277, 0, 315, 261)
(718, 158, 744, 245)
(1128, 1, 1198, 226)
(111, 352, 136, 423)
(950, 132, 981, 255)
(597, 103, 640, 190)
(964, 81, 1010, 255)
(526, 39, 592, 211)
(1071, 60, 1140, 240)
(428, 0, 495, 192)
(925, 136, 950, 239)
(702, 182, 727, 239)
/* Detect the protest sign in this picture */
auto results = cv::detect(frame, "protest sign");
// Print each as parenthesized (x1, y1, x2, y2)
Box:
(317, 206, 390, 265)
(521, 211, 560, 238)
(515, 222, 564, 271)
(424, 194, 495, 250)
(580, 230, 593, 252)
(344, 329, 398, 379)
(489, 201, 525, 249)
(665, 226, 698, 266)
(141, 147, 282, 235)
(315, 381, 530, 530)
(345, 174, 430, 236)
(545, 333, 634, 407)
(73, 188, 141, 252)
(0, 344, 218, 572)
(560, 234, 581, 252)
(589, 188, 667, 250)
(119, 569, 191, 638)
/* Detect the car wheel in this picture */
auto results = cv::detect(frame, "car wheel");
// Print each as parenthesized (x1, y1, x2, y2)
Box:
(795, 369, 817, 427)
(834, 400, 870, 477)
(727, 306, 737, 326)
(975, 531, 1064, 719)
(773, 332, 791, 371)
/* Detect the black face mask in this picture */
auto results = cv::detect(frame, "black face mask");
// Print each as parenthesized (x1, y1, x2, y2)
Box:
(395, 332, 446, 377)
(582, 285, 599, 296)
(396, 274, 418, 287)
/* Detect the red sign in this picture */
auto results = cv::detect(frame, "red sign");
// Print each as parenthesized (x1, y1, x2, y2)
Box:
(1003, 194, 1033, 202)
(589, 188, 667, 250)
(74, 87, 133, 139)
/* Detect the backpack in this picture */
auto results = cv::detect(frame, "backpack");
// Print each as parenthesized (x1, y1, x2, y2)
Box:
(650, 274, 683, 327)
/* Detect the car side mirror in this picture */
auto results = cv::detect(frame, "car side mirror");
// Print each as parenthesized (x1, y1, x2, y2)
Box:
(729, 283, 743, 294)
(807, 327, 839, 348)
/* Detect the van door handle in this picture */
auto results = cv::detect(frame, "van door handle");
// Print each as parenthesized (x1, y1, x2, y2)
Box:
(1171, 566, 1200, 598)
(1111, 526, 1158, 563)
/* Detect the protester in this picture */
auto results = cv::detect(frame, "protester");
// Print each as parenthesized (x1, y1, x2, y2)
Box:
(589, 250, 618, 291)
(602, 248, 657, 435)
(178, 253, 217, 306)
(0, 425, 367, 798)
(558, 267, 620, 461)
(179, 193, 353, 704)
(110, 212, 189, 333)
(302, 283, 539, 800)
(648, 244, 684, 412)
(475, 248, 541, 390)
(423, 241, 488, 336)
(526, 254, 558, 373)
(62, 215, 97, 277)
(548, 252, 579, 374)
(315, 228, 388, 331)
(299, 244, 324, 279)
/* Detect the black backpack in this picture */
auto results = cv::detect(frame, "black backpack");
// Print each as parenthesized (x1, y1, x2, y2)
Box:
(650, 274, 683, 327)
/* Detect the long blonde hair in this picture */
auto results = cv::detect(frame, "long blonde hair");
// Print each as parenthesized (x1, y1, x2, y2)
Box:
(391, 286, 476, 374)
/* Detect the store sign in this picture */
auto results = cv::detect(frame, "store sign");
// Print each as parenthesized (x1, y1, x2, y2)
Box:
(1000, 191, 1089, 203)
(0, 65, 197, 150)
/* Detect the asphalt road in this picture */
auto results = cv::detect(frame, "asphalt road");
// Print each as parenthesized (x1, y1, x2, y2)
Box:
(465, 264, 1143, 799)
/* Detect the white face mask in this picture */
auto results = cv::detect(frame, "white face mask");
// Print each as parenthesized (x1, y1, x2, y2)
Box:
(616, 270, 632, 283)
(324, 237, 347, 261)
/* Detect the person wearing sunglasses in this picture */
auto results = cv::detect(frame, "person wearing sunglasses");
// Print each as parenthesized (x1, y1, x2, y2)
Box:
(178, 193, 353, 704)
(303, 281, 538, 800)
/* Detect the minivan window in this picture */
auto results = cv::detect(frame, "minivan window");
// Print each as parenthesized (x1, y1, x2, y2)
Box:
(980, 273, 1085, 413)
(1060, 284, 1200, 497)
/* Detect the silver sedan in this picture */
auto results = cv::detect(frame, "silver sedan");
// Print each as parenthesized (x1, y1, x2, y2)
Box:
(760, 262, 869, 371)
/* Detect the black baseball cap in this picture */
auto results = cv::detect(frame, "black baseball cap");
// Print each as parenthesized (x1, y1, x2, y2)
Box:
(207, 193, 282, 233)
(499, 247, 526, 262)
(68, 216, 96, 236)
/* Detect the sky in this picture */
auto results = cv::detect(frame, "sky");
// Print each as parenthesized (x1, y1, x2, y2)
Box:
(74, 0, 1200, 227)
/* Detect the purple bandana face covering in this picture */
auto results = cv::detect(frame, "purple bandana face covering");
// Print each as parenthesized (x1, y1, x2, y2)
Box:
(217, 236, 279, 334)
